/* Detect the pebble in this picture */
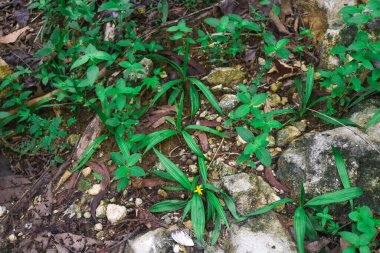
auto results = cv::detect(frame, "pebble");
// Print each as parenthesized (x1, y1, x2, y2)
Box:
(216, 116, 223, 123)
(173, 244, 181, 253)
(82, 167, 92, 177)
(8, 234, 17, 243)
(135, 198, 143, 207)
(96, 202, 107, 218)
(0, 206, 7, 217)
(96, 231, 105, 239)
(189, 165, 198, 174)
(191, 155, 197, 161)
(158, 189, 168, 198)
(270, 82, 282, 93)
(87, 184, 102, 195)
(258, 57, 266, 66)
(256, 165, 264, 172)
(106, 204, 127, 224)
(186, 159, 193, 165)
(84, 212, 91, 219)
(94, 223, 103, 231)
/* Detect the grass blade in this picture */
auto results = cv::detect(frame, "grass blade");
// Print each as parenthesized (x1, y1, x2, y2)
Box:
(305, 66, 315, 107)
(184, 125, 227, 138)
(198, 157, 207, 182)
(182, 131, 205, 158)
(206, 191, 229, 229)
(294, 206, 307, 253)
(189, 77, 224, 115)
(332, 145, 353, 209)
(191, 194, 205, 242)
(176, 91, 184, 131)
(189, 83, 200, 118)
(149, 199, 188, 212)
(211, 214, 222, 245)
(154, 148, 192, 190)
(150, 79, 182, 107)
(144, 129, 177, 154)
(242, 198, 295, 219)
(305, 187, 363, 207)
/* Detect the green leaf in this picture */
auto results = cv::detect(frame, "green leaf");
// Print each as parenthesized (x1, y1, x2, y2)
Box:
(184, 125, 227, 138)
(149, 199, 188, 212)
(236, 127, 254, 142)
(204, 18, 220, 28)
(150, 79, 182, 107)
(176, 91, 184, 131)
(294, 207, 307, 253)
(87, 65, 99, 85)
(305, 66, 314, 107)
(233, 104, 250, 118)
(70, 55, 90, 70)
(199, 157, 207, 182)
(256, 148, 272, 167)
(144, 129, 177, 153)
(191, 194, 205, 242)
(366, 108, 380, 128)
(189, 77, 223, 115)
(189, 83, 199, 118)
(206, 191, 229, 229)
(305, 187, 363, 207)
(339, 231, 360, 246)
(128, 153, 142, 166)
(0, 112, 11, 119)
(117, 177, 129, 192)
(182, 131, 205, 158)
(114, 166, 128, 179)
(221, 192, 243, 221)
(251, 93, 268, 106)
(150, 170, 176, 182)
(154, 149, 192, 190)
(157, 0, 169, 23)
(130, 166, 146, 177)
(242, 198, 294, 219)
(211, 214, 222, 245)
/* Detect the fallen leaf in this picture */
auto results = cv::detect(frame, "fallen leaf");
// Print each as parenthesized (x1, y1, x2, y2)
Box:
(264, 167, 290, 193)
(0, 26, 30, 44)
(193, 131, 208, 152)
(88, 161, 110, 221)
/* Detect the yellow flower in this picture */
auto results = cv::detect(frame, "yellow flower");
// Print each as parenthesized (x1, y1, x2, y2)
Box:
(194, 185, 203, 195)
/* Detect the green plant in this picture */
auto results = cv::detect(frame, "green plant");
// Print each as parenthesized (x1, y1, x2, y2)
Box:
(148, 19, 223, 118)
(149, 149, 234, 244)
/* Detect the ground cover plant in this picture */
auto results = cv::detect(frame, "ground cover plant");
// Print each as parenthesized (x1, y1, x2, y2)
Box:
(0, 0, 379, 252)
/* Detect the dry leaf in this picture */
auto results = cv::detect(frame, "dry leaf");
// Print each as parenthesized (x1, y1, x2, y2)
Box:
(0, 26, 30, 44)
(54, 170, 72, 191)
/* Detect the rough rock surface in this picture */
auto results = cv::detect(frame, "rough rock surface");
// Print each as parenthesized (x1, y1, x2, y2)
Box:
(222, 173, 297, 253)
(106, 204, 127, 224)
(127, 228, 172, 253)
(219, 94, 239, 113)
(276, 126, 380, 213)
(203, 66, 245, 88)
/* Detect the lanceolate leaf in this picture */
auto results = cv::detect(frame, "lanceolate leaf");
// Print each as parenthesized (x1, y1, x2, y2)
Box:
(305, 66, 314, 107)
(182, 131, 205, 158)
(150, 79, 182, 107)
(189, 77, 223, 115)
(305, 187, 363, 207)
(211, 214, 222, 245)
(154, 149, 192, 190)
(144, 129, 177, 154)
(294, 207, 307, 253)
(184, 125, 227, 138)
(242, 198, 294, 219)
(189, 83, 200, 118)
(206, 191, 229, 229)
(198, 157, 207, 182)
(191, 194, 205, 242)
(149, 199, 188, 212)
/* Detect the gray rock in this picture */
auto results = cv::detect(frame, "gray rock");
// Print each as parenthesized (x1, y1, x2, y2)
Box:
(222, 173, 296, 253)
(276, 127, 380, 213)
(203, 66, 245, 88)
(345, 99, 380, 143)
(219, 94, 239, 114)
(127, 228, 172, 253)
(126, 57, 153, 81)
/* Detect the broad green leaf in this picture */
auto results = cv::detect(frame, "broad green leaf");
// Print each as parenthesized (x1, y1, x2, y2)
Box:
(339, 231, 360, 246)
(204, 18, 220, 28)
(157, 0, 169, 23)
(256, 148, 272, 167)
(149, 199, 188, 212)
(184, 125, 227, 138)
(114, 166, 128, 179)
(130, 166, 146, 177)
(70, 55, 90, 70)
(0, 112, 11, 119)
(251, 93, 268, 106)
(236, 127, 254, 142)
(116, 137, 130, 159)
(305, 187, 363, 207)
(154, 149, 192, 190)
(128, 153, 142, 166)
(189, 77, 223, 115)
(294, 207, 307, 253)
(191, 194, 205, 242)
(150, 79, 182, 107)
(182, 131, 205, 158)
(117, 177, 129, 192)
(87, 65, 99, 85)
(233, 104, 250, 118)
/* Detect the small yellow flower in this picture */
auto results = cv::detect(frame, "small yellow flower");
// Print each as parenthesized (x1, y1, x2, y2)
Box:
(194, 185, 203, 195)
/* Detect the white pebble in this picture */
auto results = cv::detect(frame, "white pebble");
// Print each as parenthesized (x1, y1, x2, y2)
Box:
(94, 223, 103, 231)
(106, 204, 127, 224)
(135, 198, 143, 207)
(87, 184, 102, 195)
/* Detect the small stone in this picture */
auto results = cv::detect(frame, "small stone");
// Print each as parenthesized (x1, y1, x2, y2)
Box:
(236, 135, 247, 146)
(276, 126, 302, 147)
(211, 84, 222, 92)
(258, 57, 266, 66)
(82, 167, 92, 177)
(96, 231, 105, 239)
(216, 116, 223, 123)
(96, 202, 107, 218)
(84, 212, 91, 219)
(164, 217, 172, 225)
(216, 126, 223, 132)
(158, 189, 168, 198)
(184, 220, 192, 229)
(256, 165, 264, 172)
(8, 234, 17, 243)
(87, 184, 102, 195)
(189, 165, 198, 174)
(106, 204, 127, 224)
(270, 82, 282, 93)
(94, 223, 103, 231)
(219, 94, 239, 113)
(267, 135, 276, 147)
(267, 93, 282, 107)
(206, 114, 219, 120)
(292, 120, 308, 132)
(186, 159, 193, 165)
(199, 111, 208, 118)
(110, 197, 116, 203)
(191, 155, 197, 161)
(66, 134, 80, 146)
(135, 198, 143, 207)
(0, 206, 7, 217)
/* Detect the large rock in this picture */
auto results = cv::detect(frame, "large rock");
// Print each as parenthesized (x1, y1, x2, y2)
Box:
(219, 94, 239, 114)
(127, 228, 172, 253)
(276, 126, 380, 213)
(222, 173, 297, 253)
(203, 66, 245, 88)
